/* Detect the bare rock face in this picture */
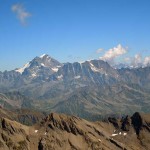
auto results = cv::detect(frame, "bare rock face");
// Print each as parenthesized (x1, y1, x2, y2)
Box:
(131, 112, 143, 135)
(121, 115, 131, 131)
(38, 138, 48, 150)
(42, 113, 84, 135)
(108, 117, 120, 129)
(0, 112, 150, 150)
(107, 112, 150, 150)
(131, 112, 150, 138)
(0, 117, 30, 150)
(37, 113, 130, 150)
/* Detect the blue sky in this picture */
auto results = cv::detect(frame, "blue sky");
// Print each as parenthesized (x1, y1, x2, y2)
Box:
(0, 0, 150, 71)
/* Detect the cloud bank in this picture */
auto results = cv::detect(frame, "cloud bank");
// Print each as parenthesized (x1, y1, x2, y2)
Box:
(124, 54, 150, 68)
(100, 44, 127, 62)
(11, 3, 31, 25)
(99, 44, 150, 68)
(131, 54, 142, 67)
(143, 56, 150, 67)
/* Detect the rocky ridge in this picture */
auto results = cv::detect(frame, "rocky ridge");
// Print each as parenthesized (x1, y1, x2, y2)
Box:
(0, 54, 150, 119)
(0, 111, 150, 150)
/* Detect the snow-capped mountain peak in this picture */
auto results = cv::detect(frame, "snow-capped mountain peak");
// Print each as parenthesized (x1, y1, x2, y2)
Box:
(15, 54, 62, 78)
(40, 54, 47, 58)
(15, 62, 31, 74)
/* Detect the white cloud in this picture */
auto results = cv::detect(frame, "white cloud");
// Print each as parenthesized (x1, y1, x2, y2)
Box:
(131, 54, 142, 67)
(143, 56, 150, 67)
(11, 3, 31, 25)
(96, 48, 103, 54)
(100, 44, 127, 61)
(123, 54, 150, 68)
(96, 44, 150, 68)
(124, 57, 131, 63)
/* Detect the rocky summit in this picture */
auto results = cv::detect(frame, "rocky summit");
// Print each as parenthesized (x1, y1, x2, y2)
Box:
(0, 110, 150, 150)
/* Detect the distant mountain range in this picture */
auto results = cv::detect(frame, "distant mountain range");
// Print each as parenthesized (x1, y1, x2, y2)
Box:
(0, 54, 150, 120)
